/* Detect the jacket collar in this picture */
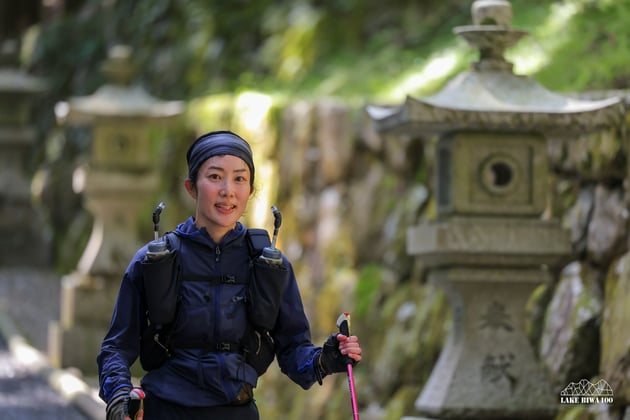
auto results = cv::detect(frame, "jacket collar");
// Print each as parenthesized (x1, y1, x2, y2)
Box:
(176, 217, 247, 249)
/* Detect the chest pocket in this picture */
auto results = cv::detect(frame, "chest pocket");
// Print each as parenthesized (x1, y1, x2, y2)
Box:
(172, 274, 249, 348)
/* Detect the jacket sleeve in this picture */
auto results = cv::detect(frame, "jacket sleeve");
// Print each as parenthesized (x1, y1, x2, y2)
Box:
(96, 249, 147, 403)
(273, 259, 323, 389)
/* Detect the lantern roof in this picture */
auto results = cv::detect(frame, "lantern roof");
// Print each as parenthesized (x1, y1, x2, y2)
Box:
(66, 45, 183, 123)
(367, 0, 625, 136)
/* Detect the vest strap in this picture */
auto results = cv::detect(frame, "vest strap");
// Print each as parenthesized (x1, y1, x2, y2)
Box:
(175, 340, 243, 353)
(183, 274, 247, 284)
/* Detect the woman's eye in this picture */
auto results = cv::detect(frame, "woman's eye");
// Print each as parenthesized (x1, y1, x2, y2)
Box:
(208, 173, 220, 180)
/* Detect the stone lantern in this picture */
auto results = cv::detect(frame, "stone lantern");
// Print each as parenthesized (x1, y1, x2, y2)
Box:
(0, 39, 49, 266)
(49, 45, 183, 373)
(367, 1, 625, 419)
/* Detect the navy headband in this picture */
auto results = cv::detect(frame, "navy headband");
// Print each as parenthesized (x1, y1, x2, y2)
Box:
(186, 130, 255, 186)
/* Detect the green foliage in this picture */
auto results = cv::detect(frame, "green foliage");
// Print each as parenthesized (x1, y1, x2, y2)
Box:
(28, 8, 106, 96)
(26, 0, 472, 103)
(24, 0, 630, 107)
(355, 264, 383, 319)
(525, 0, 630, 91)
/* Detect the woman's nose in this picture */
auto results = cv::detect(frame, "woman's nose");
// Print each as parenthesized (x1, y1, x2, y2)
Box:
(220, 180, 233, 196)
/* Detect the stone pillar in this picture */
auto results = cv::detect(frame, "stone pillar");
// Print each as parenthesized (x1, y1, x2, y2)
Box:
(367, 1, 625, 419)
(0, 38, 49, 266)
(405, 133, 573, 419)
(48, 45, 183, 373)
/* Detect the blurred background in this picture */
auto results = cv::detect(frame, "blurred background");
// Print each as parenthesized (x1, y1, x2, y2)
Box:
(2, 0, 630, 419)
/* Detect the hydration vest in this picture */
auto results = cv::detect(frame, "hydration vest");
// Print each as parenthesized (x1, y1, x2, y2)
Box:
(140, 229, 289, 375)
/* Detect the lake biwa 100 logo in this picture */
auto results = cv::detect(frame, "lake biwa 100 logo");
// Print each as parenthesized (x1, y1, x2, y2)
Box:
(560, 379, 614, 405)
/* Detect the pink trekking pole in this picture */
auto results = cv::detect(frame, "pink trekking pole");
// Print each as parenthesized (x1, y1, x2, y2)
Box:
(337, 312, 360, 420)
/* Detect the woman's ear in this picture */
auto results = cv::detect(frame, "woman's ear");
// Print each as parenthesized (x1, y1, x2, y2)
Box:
(184, 178, 197, 200)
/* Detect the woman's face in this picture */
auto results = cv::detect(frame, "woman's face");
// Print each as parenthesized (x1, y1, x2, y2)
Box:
(185, 154, 253, 243)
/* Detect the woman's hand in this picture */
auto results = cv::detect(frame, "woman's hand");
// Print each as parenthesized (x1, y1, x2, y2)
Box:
(337, 334, 362, 363)
(315, 333, 363, 384)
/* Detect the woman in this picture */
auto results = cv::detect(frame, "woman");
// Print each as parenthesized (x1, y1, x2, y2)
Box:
(97, 130, 362, 420)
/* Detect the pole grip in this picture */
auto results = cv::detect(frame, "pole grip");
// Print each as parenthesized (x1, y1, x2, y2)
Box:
(336, 312, 351, 336)
(336, 312, 353, 365)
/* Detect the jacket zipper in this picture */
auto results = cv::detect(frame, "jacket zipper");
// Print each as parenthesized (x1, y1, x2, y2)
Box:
(214, 244, 221, 346)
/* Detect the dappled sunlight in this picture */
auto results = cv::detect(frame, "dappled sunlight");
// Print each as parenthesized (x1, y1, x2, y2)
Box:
(379, 1, 588, 100)
(11, 336, 48, 370)
(49, 369, 90, 398)
(512, 1, 580, 75)
(233, 91, 276, 229)
(249, 161, 275, 229)
(510, 48, 548, 75)
(277, 3, 322, 81)
(382, 1, 585, 99)
(542, 1, 580, 34)
(387, 47, 464, 101)
(235, 91, 274, 133)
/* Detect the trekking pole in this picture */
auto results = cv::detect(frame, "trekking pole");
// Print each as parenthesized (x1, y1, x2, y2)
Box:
(336, 312, 360, 420)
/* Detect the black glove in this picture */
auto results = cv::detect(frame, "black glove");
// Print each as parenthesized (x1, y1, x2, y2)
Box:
(315, 334, 355, 384)
(106, 387, 145, 420)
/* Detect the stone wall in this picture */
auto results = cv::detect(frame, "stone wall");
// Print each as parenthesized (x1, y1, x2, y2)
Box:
(217, 92, 630, 420)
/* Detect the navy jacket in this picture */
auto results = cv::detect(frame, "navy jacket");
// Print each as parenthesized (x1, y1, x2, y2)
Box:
(97, 217, 322, 406)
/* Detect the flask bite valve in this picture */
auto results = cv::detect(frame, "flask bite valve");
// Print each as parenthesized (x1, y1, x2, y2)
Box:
(152, 202, 166, 241)
(260, 206, 283, 264)
(147, 202, 169, 259)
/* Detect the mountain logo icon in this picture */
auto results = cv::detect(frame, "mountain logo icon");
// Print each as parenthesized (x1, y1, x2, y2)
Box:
(560, 379, 613, 397)
(560, 379, 614, 405)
